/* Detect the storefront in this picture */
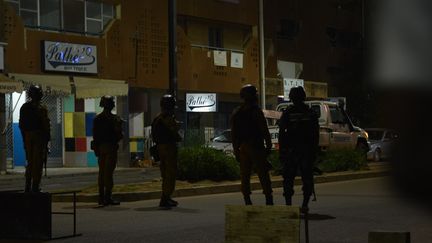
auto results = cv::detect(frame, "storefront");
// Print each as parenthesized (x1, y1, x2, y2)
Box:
(6, 41, 129, 168)
(0, 43, 24, 172)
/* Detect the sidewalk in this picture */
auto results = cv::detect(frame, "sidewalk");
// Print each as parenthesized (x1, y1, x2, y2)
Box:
(51, 162, 391, 203)
(1, 166, 142, 178)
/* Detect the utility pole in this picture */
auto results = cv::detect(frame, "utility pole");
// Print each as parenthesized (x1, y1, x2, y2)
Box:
(259, 0, 266, 109)
(168, 0, 178, 99)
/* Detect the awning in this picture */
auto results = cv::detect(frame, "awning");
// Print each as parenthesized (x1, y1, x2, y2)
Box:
(0, 73, 24, 93)
(74, 77, 128, 99)
(8, 73, 71, 95)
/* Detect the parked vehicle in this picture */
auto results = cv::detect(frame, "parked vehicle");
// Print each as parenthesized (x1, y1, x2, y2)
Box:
(210, 100, 370, 155)
(208, 126, 279, 154)
(208, 129, 234, 154)
(365, 128, 398, 161)
(274, 100, 370, 152)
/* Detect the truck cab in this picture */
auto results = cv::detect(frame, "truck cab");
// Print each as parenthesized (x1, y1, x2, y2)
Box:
(272, 100, 369, 152)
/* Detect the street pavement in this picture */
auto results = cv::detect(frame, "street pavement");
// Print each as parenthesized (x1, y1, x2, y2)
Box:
(0, 163, 390, 204)
(33, 177, 432, 243)
(0, 167, 161, 192)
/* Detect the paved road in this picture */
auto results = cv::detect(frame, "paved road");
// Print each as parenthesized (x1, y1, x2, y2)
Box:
(39, 177, 432, 243)
(0, 162, 388, 193)
(0, 168, 160, 192)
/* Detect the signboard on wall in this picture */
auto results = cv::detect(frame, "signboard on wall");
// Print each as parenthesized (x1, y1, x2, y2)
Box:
(186, 93, 217, 112)
(43, 41, 97, 74)
(231, 52, 243, 68)
(0, 46, 4, 70)
(213, 51, 227, 66)
(283, 78, 304, 100)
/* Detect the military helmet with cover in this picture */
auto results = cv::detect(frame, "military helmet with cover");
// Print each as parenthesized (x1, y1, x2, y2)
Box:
(28, 85, 43, 101)
(240, 84, 258, 102)
(160, 94, 176, 110)
(99, 95, 115, 109)
(289, 86, 306, 103)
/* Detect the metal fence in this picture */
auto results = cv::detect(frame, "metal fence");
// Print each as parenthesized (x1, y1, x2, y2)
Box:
(5, 93, 63, 168)
(41, 94, 63, 167)
(5, 94, 13, 169)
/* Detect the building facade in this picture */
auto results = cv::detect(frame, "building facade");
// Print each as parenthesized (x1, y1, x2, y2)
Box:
(263, 0, 364, 112)
(1, 0, 261, 168)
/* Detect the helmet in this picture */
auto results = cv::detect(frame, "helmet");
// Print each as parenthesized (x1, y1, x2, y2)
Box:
(240, 84, 258, 102)
(160, 94, 176, 110)
(289, 86, 306, 102)
(28, 85, 43, 101)
(99, 96, 115, 109)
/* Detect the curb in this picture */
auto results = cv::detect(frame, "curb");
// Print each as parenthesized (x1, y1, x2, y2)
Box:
(0, 168, 147, 182)
(52, 169, 390, 203)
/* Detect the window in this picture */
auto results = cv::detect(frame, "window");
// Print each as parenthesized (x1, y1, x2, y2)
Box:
(102, 4, 114, 27)
(329, 106, 346, 124)
(326, 27, 362, 49)
(4, 0, 115, 35)
(40, 0, 61, 29)
(19, 0, 37, 26)
(209, 27, 223, 48)
(63, 0, 85, 33)
(277, 19, 300, 39)
(366, 130, 384, 141)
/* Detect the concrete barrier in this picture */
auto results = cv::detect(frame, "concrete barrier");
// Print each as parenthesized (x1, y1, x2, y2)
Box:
(226, 205, 300, 243)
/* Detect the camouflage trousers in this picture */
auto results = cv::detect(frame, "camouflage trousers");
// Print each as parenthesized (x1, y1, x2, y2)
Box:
(98, 143, 118, 194)
(157, 144, 178, 198)
(239, 144, 273, 196)
(282, 150, 314, 198)
(23, 130, 47, 192)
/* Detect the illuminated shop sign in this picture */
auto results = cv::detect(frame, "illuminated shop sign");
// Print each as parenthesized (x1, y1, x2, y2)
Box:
(0, 46, 4, 70)
(43, 41, 97, 74)
(186, 93, 217, 112)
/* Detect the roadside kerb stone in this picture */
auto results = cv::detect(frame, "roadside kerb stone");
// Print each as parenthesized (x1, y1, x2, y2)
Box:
(52, 169, 390, 203)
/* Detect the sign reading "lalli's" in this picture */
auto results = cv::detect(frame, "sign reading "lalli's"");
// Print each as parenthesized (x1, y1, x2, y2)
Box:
(186, 93, 217, 112)
(42, 41, 97, 74)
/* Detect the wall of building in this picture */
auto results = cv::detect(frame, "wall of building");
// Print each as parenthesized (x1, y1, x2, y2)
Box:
(264, 0, 363, 99)
(1, 0, 261, 166)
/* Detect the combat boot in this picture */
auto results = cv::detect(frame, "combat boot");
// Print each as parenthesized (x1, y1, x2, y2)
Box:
(104, 190, 120, 206)
(31, 183, 41, 193)
(168, 197, 179, 207)
(301, 195, 310, 214)
(98, 188, 105, 206)
(265, 195, 274, 205)
(24, 179, 31, 193)
(159, 195, 176, 209)
(243, 195, 252, 205)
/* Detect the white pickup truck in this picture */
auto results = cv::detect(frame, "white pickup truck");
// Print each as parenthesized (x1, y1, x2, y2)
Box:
(264, 100, 370, 152)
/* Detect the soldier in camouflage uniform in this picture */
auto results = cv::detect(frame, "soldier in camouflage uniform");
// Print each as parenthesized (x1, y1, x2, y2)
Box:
(19, 85, 50, 193)
(230, 84, 273, 205)
(151, 94, 182, 208)
(93, 96, 123, 206)
(278, 87, 319, 213)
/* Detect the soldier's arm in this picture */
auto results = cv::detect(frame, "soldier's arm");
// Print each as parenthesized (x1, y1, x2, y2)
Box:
(229, 112, 240, 156)
(257, 110, 272, 151)
(41, 107, 51, 142)
(311, 112, 320, 148)
(278, 111, 289, 148)
(160, 116, 182, 142)
(92, 117, 100, 142)
(115, 116, 124, 141)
